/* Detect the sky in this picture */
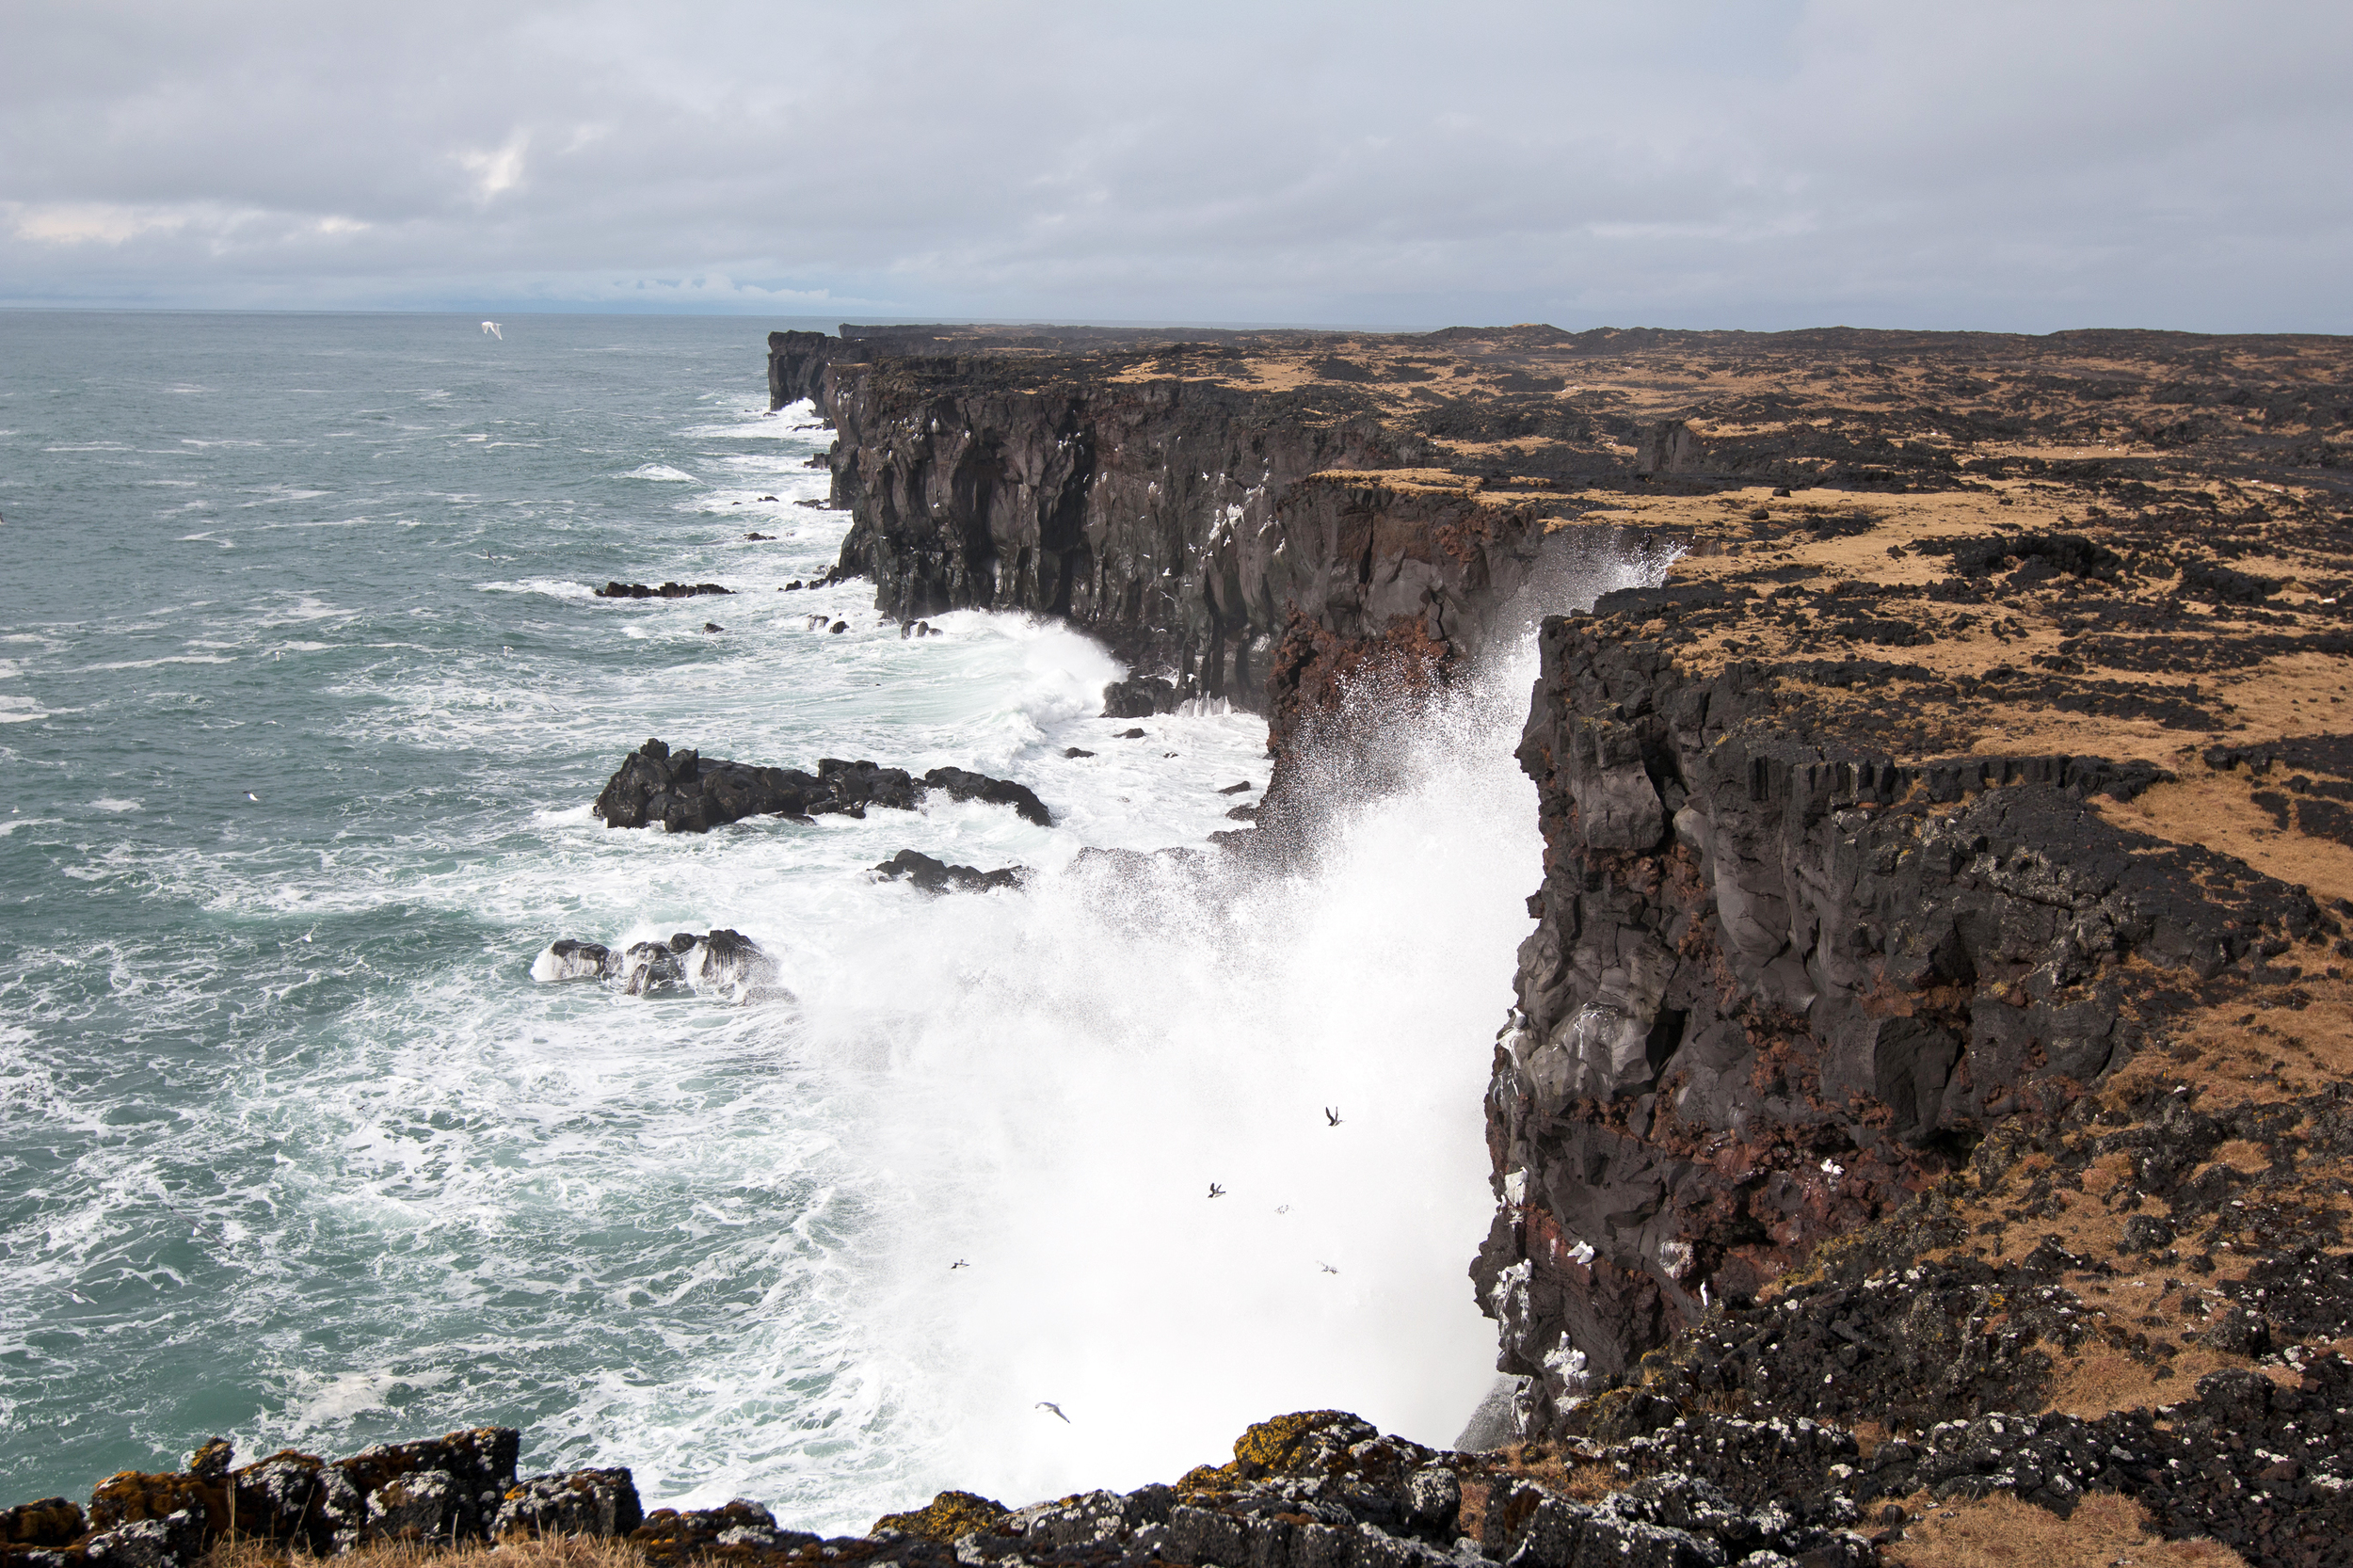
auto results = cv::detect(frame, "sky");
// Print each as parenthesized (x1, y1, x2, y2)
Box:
(4, 0, 2348, 332)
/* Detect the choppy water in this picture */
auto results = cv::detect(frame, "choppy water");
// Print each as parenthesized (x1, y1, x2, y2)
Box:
(0, 311, 1618, 1531)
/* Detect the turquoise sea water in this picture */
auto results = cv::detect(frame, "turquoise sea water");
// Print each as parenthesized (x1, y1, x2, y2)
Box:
(0, 312, 1544, 1530)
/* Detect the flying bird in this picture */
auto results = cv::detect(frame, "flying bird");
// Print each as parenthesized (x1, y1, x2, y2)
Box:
(1035, 1401, 1069, 1423)
(1324, 1107, 1342, 1127)
(1207, 1183, 1225, 1199)
(1319, 1263, 1339, 1274)
(481, 322, 502, 340)
(246, 792, 260, 803)
(949, 1259, 968, 1270)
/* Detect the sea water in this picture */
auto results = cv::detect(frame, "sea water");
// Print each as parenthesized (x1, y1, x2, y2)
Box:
(0, 312, 1638, 1530)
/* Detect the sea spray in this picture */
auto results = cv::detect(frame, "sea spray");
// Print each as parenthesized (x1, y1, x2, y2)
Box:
(0, 312, 1673, 1539)
(786, 539, 1679, 1516)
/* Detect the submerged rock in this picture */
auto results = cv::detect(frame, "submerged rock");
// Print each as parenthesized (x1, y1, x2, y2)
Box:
(531, 928, 781, 999)
(872, 850, 1029, 894)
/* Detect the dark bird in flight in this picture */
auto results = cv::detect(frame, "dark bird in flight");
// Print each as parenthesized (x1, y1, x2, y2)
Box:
(1319, 1262, 1339, 1274)
(1208, 1183, 1225, 1199)
(1036, 1401, 1069, 1423)
(949, 1259, 968, 1270)
(1324, 1107, 1342, 1127)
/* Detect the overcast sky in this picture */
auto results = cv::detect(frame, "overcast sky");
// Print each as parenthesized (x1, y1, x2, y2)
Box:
(4, 1, 2347, 331)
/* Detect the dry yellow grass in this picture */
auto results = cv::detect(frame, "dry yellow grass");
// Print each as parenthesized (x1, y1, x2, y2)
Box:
(1885, 1492, 2244, 1568)
(2106, 970, 2353, 1112)
(2105, 770, 2353, 911)
(202, 1541, 654, 1568)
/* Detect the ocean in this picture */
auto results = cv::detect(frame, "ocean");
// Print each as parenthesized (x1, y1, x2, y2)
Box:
(0, 311, 1570, 1531)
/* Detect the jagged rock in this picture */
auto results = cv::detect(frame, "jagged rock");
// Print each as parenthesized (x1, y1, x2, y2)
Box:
(630, 1499, 821, 1562)
(591, 741, 1054, 835)
(592, 582, 730, 599)
(1477, 611, 2338, 1413)
(1102, 676, 1178, 718)
(873, 850, 1028, 894)
(593, 740, 819, 831)
(921, 766, 1052, 826)
(533, 929, 777, 998)
(365, 1470, 456, 1543)
(80, 1513, 203, 1568)
(493, 1469, 644, 1540)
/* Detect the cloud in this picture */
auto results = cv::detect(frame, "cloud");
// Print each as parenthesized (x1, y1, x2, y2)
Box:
(458, 131, 530, 204)
(0, 0, 2346, 328)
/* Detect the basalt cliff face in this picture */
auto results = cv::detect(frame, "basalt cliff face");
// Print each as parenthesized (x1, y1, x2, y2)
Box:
(759, 321, 2353, 1564)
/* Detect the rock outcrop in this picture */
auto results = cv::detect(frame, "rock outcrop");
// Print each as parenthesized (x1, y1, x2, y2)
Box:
(0, 1429, 633, 1566)
(590, 741, 1051, 833)
(872, 849, 1029, 893)
(532, 928, 776, 997)
(593, 582, 730, 600)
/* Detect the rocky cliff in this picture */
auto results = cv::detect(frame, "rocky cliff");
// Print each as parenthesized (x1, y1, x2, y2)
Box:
(752, 321, 2353, 1563)
(1465, 431, 2353, 1469)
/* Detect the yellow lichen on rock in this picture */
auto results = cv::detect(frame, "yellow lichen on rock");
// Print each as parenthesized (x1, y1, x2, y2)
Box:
(1229, 1411, 1354, 1477)
(870, 1489, 1007, 1542)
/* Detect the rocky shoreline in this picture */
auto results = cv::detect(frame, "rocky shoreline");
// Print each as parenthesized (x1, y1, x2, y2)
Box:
(12, 321, 2348, 1567)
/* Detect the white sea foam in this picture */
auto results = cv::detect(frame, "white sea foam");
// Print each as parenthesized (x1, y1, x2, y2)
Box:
(0, 320, 1668, 1532)
(625, 464, 700, 483)
(80, 654, 237, 672)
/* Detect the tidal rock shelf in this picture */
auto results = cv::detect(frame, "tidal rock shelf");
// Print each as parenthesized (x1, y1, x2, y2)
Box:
(592, 740, 1052, 834)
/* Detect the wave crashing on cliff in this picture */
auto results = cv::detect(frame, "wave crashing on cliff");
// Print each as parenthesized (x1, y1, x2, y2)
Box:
(0, 313, 1673, 1538)
(804, 540, 1680, 1512)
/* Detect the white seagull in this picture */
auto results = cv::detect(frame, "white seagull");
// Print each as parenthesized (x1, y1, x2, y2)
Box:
(481, 322, 502, 340)
(246, 792, 260, 803)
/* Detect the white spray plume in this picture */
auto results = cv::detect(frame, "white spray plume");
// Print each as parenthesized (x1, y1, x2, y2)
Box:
(778, 537, 1676, 1513)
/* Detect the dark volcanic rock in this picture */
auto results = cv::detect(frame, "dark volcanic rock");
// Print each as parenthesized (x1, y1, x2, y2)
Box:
(1472, 614, 2337, 1419)
(593, 582, 731, 599)
(872, 850, 1029, 894)
(1103, 675, 1178, 717)
(920, 766, 1053, 826)
(592, 739, 817, 831)
(590, 741, 1054, 834)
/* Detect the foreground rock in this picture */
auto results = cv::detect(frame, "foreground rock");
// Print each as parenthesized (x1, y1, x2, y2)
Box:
(591, 740, 1052, 833)
(0, 1412, 1882, 1568)
(0, 1427, 623, 1565)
